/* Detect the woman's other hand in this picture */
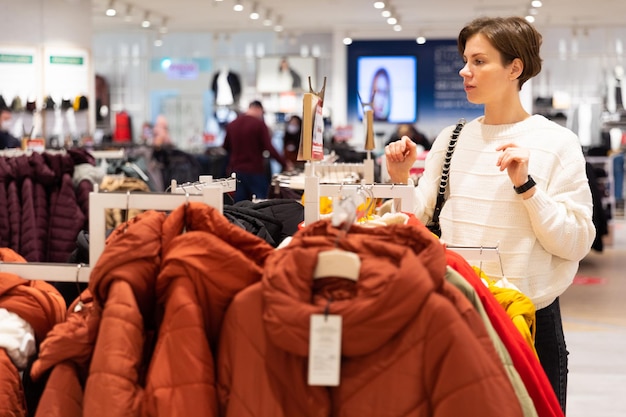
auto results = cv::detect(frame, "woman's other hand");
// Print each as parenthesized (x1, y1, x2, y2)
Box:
(385, 136, 418, 184)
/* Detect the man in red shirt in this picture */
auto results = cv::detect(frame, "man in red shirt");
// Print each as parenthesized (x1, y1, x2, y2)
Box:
(223, 100, 290, 201)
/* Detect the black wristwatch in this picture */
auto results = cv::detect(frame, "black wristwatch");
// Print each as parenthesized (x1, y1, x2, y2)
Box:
(513, 175, 536, 194)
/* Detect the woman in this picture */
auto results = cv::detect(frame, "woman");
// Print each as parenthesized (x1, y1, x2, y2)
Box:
(370, 67, 391, 121)
(282, 115, 304, 170)
(385, 16, 595, 414)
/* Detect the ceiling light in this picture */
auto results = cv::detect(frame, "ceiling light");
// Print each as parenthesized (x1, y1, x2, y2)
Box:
(154, 36, 163, 47)
(531, 0, 542, 7)
(249, 3, 260, 19)
(123, 4, 133, 21)
(373, 1, 385, 8)
(263, 8, 273, 25)
(343, 36, 353, 45)
(387, 17, 397, 25)
(141, 12, 151, 28)
(274, 15, 283, 32)
(159, 17, 169, 33)
(525, 15, 535, 23)
(393, 24, 402, 32)
(105, 1, 116, 17)
(416, 36, 426, 44)
(233, 0, 243, 12)
(381, 10, 391, 18)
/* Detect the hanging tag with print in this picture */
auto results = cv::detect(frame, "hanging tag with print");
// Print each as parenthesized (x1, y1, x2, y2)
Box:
(308, 314, 342, 386)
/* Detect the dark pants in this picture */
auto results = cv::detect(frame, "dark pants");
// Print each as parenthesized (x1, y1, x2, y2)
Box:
(234, 172, 270, 202)
(534, 297, 568, 415)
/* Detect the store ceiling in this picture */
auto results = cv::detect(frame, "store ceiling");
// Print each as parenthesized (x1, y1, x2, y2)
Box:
(91, 0, 626, 39)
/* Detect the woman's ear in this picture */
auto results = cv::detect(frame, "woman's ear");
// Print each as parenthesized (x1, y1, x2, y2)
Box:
(510, 58, 524, 80)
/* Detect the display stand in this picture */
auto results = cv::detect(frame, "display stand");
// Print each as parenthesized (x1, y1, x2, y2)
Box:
(303, 172, 415, 226)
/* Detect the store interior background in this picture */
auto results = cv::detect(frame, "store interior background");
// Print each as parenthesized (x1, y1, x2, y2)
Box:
(2, 0, 626, 153)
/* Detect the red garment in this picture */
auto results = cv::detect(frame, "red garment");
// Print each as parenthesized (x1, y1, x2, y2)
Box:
(445, 249, 564, 417)
(218, 220, 524, 417)
(113, 111, 132, 142)
(223, 113, 287, 174)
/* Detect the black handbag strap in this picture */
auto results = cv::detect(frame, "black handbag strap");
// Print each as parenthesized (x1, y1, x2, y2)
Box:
(431, 119, 466, 225)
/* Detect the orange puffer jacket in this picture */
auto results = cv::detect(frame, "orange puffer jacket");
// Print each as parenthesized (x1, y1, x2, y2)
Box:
(83, 209, 167, 417)
(218, 220, 525, 417)
(0, 248, 66, 417)
(140, 203, 273, 416)
(77, 203, 273, 417)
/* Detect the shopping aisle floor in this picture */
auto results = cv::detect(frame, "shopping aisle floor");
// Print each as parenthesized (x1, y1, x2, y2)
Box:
(561, 219, 626, 416)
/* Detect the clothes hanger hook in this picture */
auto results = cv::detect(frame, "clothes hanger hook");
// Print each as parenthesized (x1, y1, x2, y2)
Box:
(123, 191, 131, 233)
(74, 263, 85, 312)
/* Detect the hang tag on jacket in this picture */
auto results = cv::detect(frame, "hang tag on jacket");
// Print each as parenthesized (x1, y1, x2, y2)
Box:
(308, 314, 342, 386)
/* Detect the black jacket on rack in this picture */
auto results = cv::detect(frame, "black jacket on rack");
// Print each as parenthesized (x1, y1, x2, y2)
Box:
(586, 162, 609, 252)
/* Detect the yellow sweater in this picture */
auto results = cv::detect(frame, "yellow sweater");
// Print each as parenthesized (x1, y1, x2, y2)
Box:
(473, 266, 538, 357)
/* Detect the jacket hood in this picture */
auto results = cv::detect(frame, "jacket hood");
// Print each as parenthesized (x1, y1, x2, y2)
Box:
(30, 299, 99, 382)
(68, 148, 96, 166)
(0, 249, 66, 343)
(29, 152, 57, 185)
(89, 210, 167, 319)
(10, 155, 33, 180)
(262, 219, 446, 357)
(72, 163, 105, 188)
(43, 153, 75, 181)
(0, 157, 13, 182)
(158, 203, 272, 346)
(162, 202, 274, 267)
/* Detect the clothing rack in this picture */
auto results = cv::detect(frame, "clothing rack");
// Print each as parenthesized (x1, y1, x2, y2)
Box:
(446, 245, 502, 263)
(303, 174, 415, 226)
(0, 262, 92, 283)
(88, 187, 225, 275)
(170, 175, 237, 195)
(304, 159, 375, 184)
(0, 148, 66, 157)
(169, 174, 237, 215)
(88, 148, 125, 160)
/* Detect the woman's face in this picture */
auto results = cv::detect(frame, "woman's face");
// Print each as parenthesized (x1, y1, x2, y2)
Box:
(459, 33, 518, 105)
(286, 118, 301, 134)
(371, 73, 390, 120)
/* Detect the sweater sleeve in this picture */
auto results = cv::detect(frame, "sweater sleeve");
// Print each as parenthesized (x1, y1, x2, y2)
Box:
(412, 124, 456, 224)
(522, 139, 595, 262)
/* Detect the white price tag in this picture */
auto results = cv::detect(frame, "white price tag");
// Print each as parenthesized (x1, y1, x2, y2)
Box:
(308, 314, 342, 386)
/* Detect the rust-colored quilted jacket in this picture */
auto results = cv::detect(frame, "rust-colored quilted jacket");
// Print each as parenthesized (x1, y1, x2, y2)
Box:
(0, 249, 66, 417)
(218, 220, 525, 417)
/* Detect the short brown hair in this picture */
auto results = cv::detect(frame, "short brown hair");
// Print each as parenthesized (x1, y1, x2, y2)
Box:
(457, 16, 542, 90)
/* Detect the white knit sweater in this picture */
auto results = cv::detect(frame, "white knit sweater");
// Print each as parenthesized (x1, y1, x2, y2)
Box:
(414, 115, 595, 309)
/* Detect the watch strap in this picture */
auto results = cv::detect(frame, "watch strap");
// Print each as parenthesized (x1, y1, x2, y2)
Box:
(514, 175, 536, 194)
